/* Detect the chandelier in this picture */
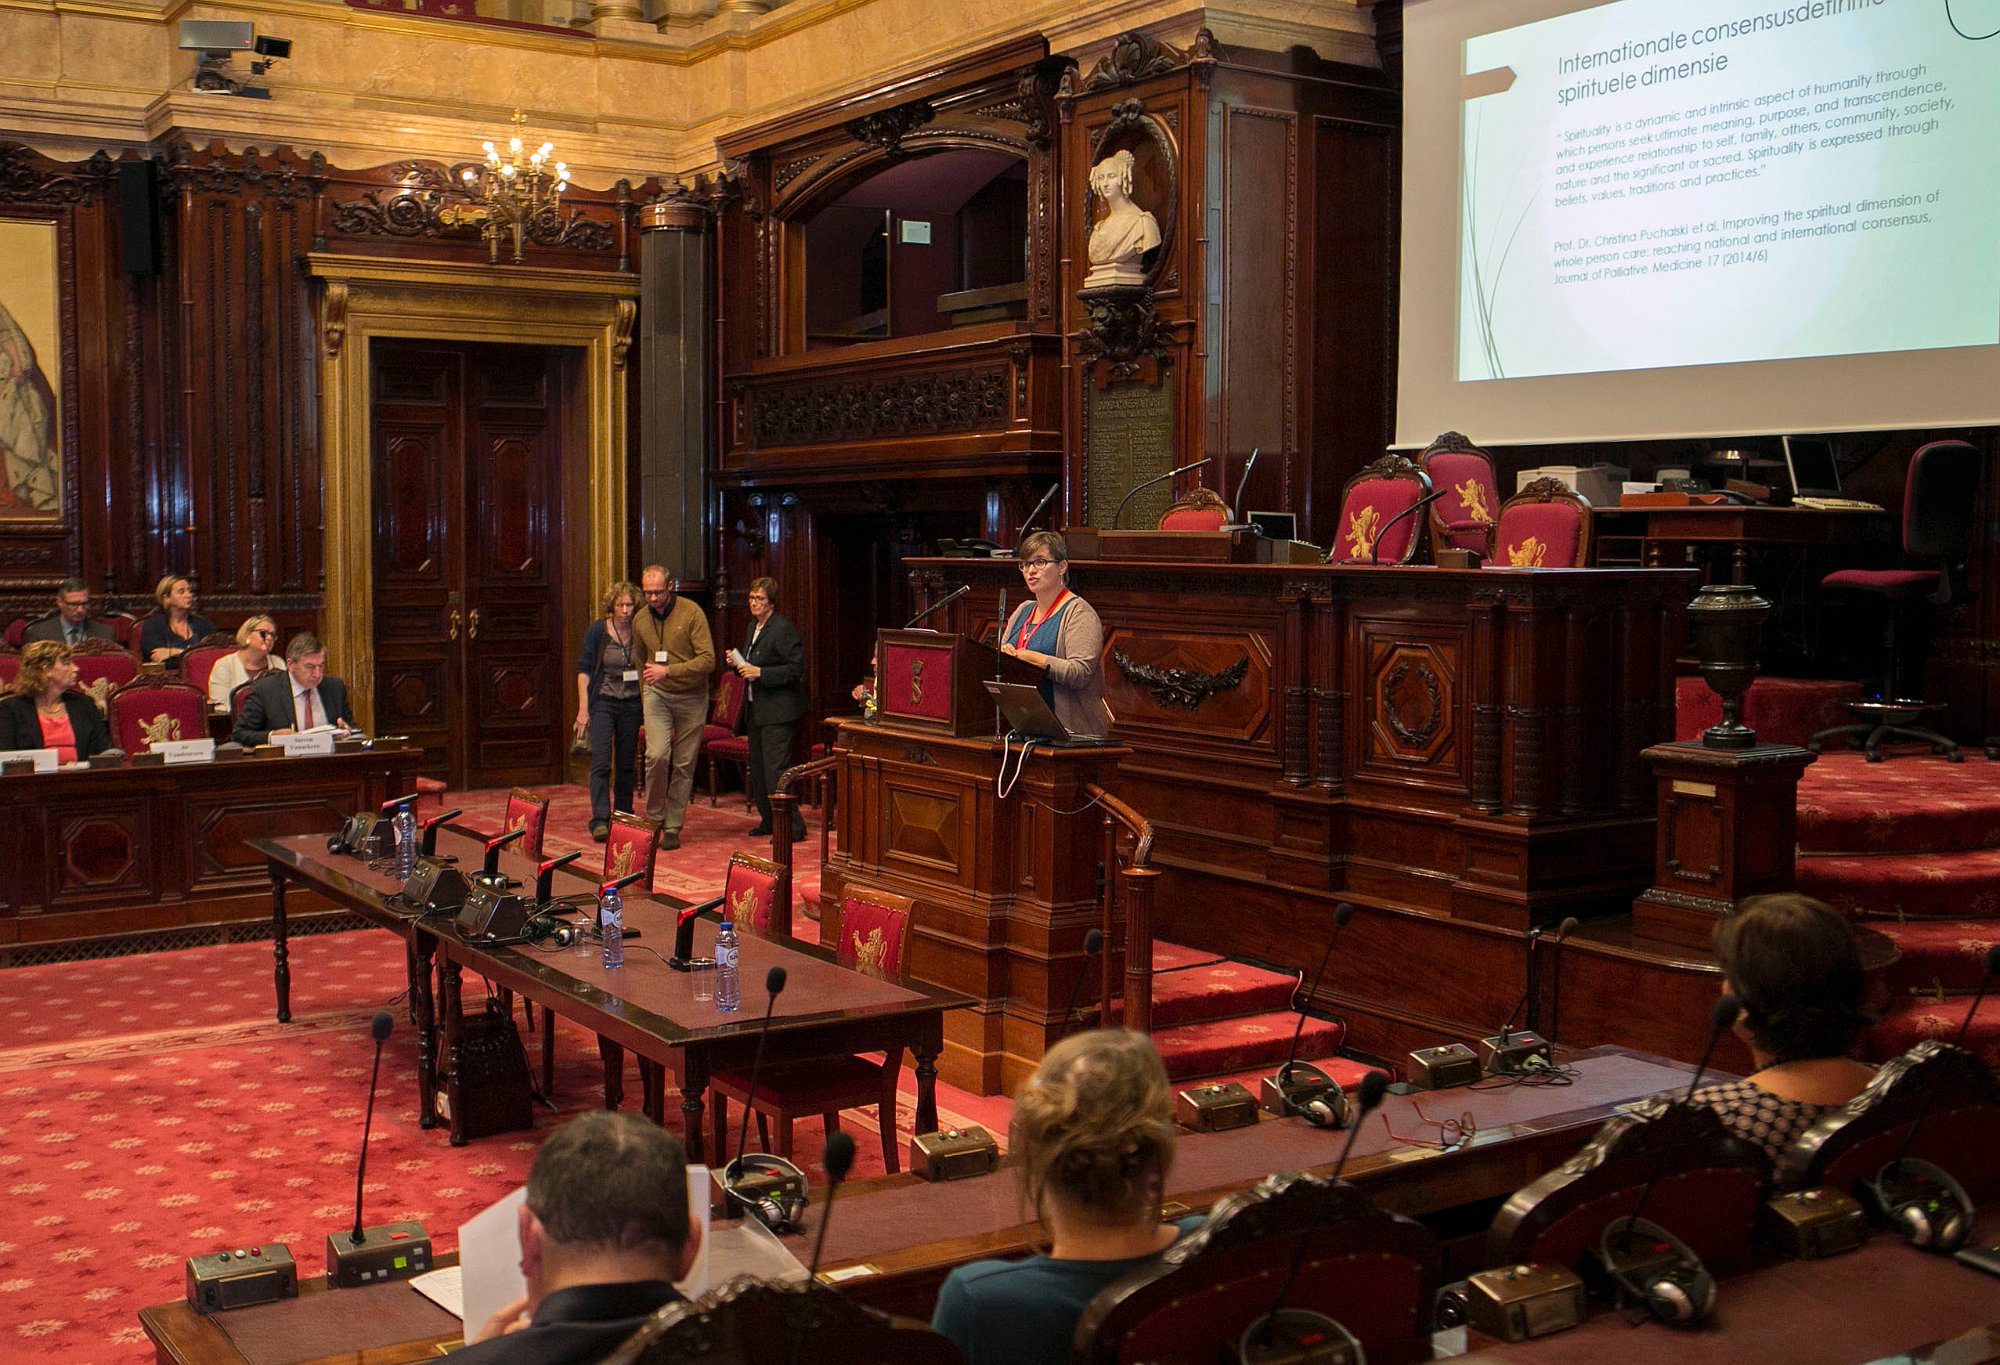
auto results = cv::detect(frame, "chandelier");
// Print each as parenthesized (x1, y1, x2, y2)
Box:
(458, 109, 570, 264)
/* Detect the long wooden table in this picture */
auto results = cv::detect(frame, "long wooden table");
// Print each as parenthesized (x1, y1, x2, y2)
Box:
(256, 832, 972, 1161)
(0, 745, 417, 947)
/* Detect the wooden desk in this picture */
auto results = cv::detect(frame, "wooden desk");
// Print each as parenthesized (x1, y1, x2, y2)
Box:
(137, 1048, 1699, 1361)
(139, 1253, 462, 1365)
(0, 745, 417, 946)
(1603, 503, 1892, 584)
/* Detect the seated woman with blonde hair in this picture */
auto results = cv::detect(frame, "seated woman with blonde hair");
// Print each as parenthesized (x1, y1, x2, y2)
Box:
(932, 1028, 1199, 1365)
(206, 615, 286, 709)
(1693, 892, 1878, 1161)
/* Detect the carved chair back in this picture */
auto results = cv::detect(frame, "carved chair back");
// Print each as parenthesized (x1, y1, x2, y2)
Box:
(1328, 455, 1431, 565)
(1157, 484, 1229, 531)
(603, 812, 663, 889)
(601, 1275, 964, 1365)
(1780, 1041, 2000, 1203)
(1418, 433, 1499, 557)
(109, 666, 210, 752)
(504, 787, 550, 862)
(1494, 477, 1594, 568)
(722, 851, 788, 938)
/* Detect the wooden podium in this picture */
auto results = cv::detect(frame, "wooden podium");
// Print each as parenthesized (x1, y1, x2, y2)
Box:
(823, 629, 1130, 1095)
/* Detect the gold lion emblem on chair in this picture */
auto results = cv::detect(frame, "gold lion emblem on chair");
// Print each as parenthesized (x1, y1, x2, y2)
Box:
(851, 926, 889, 977)
(1506, 536, 1548, 568)
(729, 885, 760, 929)
(1454, 478, 1490, 523)
(607, 842, 635, 880)
(1343, 505, 1382, 560)
(139, 713, 182, 746)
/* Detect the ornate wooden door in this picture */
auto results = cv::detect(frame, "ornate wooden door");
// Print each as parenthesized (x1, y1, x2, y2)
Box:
(370, 341, 566, 789)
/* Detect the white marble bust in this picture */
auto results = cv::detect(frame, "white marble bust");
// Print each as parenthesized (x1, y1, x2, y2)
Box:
(1083, 149, 1162, 289)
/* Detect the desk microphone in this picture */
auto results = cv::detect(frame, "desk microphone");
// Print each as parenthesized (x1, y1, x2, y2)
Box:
(417, 807, 462, 858)
(1479, 925, 1549, 1075)
(325, 1012, 431, 1287)
(1359, 486, 1448, 565)
(790, 1130, 859, 1365)
(1594, 995, 1736, 1327)
(1057, 929, 1105, 1039)
(376, 791, 421, 815)
(724, 968, 811, 1234)
(1230, 447, 1261, 524)
(667, 894, 726, 968)
(1871, 944, 1999, 1252)
(1542, 917, 1580, 1056)
(1236, 1072, 1387, 1364)
(479, 826, 526, 880)
(1112, 457, 1212, 528)
(904, 584, 969, 630)
(1261, 903, 1354, 1126)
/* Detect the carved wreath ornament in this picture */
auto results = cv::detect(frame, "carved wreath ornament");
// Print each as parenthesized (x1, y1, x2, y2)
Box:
(1112, 650, 1247, 709)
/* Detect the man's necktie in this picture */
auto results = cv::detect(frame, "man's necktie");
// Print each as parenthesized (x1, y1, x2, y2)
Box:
(301, 690, 317, 730)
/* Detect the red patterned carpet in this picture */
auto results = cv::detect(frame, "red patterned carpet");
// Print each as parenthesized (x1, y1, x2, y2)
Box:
(1794, 750, 2000, 1063)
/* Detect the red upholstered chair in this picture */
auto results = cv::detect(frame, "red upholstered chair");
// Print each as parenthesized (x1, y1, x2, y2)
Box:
(98, 612, 138, 650)
(1486, 1098, 1771, 1276)
(180, 636, 238, 702)
(227, 679, 255, 722)
(71, 638, 139, 713)
(722, 850, 788, 937)
(708, 885, 913, 1172)
(3, 615, 44, 648)
(1157, 484, 1230, 531)
(1779, 1041, 2000, 1205)
(0, 648, 19, 688)
(701, 670, 749, 805)
(1809, 439, 1982, 762)
(1492, 476, 1594, 568)
(108, 666, 210, 752)
(1326, 454, 1431, 565)
(606, 1276, 964, 1365)
(602, 812, 662, 890)
(1418, 432, 1499, 558)
(504, 787, 549, 861)
(1074, 1172, 1440, 1365)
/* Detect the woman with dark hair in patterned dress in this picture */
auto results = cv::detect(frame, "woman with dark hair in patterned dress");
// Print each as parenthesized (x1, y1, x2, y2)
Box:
(1692, 893, 1877, 1160)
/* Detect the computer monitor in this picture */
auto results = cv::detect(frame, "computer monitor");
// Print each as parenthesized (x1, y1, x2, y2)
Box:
(1782, 436, 1842, 499)
(1248, 511, 1297, 541)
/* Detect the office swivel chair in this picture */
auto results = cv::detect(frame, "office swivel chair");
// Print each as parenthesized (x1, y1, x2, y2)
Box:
(1808, 440, 1980, 762)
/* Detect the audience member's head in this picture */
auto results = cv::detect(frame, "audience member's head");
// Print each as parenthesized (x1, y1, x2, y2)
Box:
(1013, 1028, 1175, 1233)
(518, 1111, 697, 1302)
(1715, 893, 1873, 1065)
(284, 632, 325, 667)
(236, 615, 278, 648)
(53, 578, 90, 626)
(600, 580, 640, 618)
(154, 573, 194, 614)
(12, 640, 73, 698)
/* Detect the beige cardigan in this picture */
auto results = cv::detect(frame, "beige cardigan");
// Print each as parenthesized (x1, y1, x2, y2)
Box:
(1005, 593, 1113, 738)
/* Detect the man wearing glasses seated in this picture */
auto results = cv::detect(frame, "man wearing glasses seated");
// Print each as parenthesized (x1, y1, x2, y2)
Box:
(22, 578, 113, 646)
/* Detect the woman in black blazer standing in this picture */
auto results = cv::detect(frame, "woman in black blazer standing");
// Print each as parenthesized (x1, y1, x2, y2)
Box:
(728, 576, 808, 841)
(0, 640, 114, 761)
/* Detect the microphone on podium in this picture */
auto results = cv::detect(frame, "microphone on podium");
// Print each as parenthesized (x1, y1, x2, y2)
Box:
(904, 584, 970, 629)
(325, 1012, 432, 1287)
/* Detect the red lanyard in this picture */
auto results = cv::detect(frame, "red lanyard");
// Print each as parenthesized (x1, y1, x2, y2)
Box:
(1013, 591, 1070, 650)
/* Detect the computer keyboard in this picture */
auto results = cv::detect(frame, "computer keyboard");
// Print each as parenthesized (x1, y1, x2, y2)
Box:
(1792, 496, 1885, 512)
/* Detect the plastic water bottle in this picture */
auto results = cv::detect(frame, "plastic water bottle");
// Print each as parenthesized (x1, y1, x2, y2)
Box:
(600, 884, 625, 970)
(392, 802, 417, 881)
(714, 919, 740, 1012)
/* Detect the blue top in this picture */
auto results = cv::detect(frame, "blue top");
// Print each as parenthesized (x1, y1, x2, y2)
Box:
(931, 1214, 1204, 1365)
(1004, 594, 1075, 711)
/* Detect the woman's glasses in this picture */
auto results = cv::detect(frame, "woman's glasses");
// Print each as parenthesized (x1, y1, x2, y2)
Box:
(1019, 558, 1056, 572)
(1379, 1100, 1477, 1151)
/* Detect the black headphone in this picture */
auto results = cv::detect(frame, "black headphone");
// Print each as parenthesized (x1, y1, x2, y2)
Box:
(1597, 1217, 1715, 1327)
(519, 913, 576, 949)
(1300, 1088, 1350, 1130)
(723, 1154, 810, 1234)
(1872, 1158, 1973, 1253)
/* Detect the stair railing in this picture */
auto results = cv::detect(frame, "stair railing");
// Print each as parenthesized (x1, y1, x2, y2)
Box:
(1087, 783, 1158, 1035)
(769, 755, 839, 938)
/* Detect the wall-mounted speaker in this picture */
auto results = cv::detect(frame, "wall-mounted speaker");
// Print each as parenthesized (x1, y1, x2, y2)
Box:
(118, 160, 159, 276)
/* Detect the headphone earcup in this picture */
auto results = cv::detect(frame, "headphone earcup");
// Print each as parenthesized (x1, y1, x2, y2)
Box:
(1900, 1202, 1934, 1247)
(1302, 1095, 1343, 1129)
(549, 922, 575, 948)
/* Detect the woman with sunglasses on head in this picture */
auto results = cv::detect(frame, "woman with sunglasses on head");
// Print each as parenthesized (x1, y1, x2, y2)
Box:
(138, 573, 213, 671)
(207, 615, 286, 709)
(999, 530, 1113, 739)
(932, 1029, 1199, 1365)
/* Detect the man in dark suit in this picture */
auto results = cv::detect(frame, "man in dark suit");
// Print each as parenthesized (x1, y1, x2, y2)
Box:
(730, 576, 809, 841)
(22, 578, 115, 646)
(454, 1112, 697, 1365)
(232, 631, 356, 745)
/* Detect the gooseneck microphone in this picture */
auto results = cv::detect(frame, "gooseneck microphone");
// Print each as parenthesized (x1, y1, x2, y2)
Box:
(1230, 447, 1261, 524)
(791, 1129, 859, 1365)
(734, 966, 789, 1164)
(1544, 917, 1581, 1057)
(1238, 1072, 1388, 1364)
(1015, 481, 1061, 544)
(1057, 929, 1106, 1038)
(1261, 904, 1353, 1125)
(1112, 457, 1213, 528)
(724, 968, 812, 1234)
(1871, 944, 2000, 1252)
(1360, 486, 1450, 565)
(904, 584, 969, 630)
(324, 1013, 433, 1286)
(1594, 995, 1737, 1327)
(1479, 925, 1549, 1074)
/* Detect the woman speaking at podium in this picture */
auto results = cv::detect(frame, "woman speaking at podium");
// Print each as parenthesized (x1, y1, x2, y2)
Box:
(1000, 530, 1112, 739)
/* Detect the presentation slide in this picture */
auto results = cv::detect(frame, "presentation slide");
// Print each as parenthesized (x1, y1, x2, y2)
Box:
(1458, 0, 2000, 382)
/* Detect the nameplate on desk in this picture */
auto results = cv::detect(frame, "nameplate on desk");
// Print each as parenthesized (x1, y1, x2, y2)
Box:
(276, 731, 336, 757)
(0, 747, 58, 774)
(155, 738, 215, 765)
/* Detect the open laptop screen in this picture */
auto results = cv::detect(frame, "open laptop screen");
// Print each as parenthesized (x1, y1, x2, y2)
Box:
(1248, 511, 1297, 541)
(1782, 436, 1842, 498)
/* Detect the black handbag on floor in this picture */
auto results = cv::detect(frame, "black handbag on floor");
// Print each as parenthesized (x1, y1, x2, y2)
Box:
(441, 996, 533, 1139)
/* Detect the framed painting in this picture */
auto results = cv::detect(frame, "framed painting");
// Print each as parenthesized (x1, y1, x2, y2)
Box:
(0, 217, 64, 523)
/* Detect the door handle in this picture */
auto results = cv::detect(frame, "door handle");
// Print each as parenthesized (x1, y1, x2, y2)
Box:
(468, 608, 480, 641)
(449, 609, 461, 641)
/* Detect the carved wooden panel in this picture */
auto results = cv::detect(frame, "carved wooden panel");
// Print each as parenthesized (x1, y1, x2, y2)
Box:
(1356, 624, 1465, 791)
(1102, 627, 1271, 744)
(192, 794, 363, 880)
(885, 783, 964, 875)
